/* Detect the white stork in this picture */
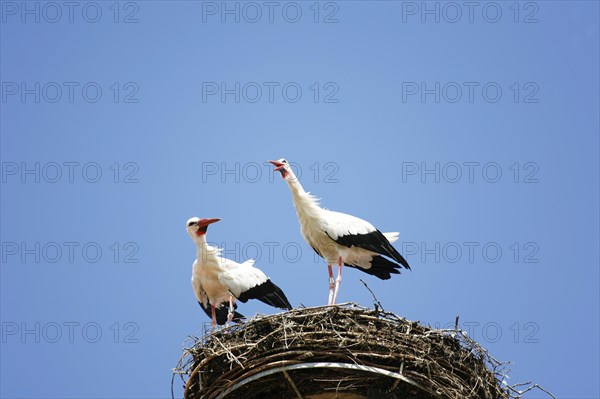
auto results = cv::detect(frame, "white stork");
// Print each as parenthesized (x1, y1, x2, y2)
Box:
(186, 217, 292, 328)
(269, 159, 411, 305)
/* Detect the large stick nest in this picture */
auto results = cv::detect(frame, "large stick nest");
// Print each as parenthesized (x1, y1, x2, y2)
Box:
(175, 303, 524, 399)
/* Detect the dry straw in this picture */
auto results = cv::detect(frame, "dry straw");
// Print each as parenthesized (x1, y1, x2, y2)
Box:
(173, 302, 554, 399)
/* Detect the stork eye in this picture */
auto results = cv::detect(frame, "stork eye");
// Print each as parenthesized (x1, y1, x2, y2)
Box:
(187, 221, 196, 227)
(281, 159, 287, 163)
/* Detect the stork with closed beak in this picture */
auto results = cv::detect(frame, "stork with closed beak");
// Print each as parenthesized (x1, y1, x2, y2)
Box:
(269, 159, 411, 305)
(186, 217, 292, 328)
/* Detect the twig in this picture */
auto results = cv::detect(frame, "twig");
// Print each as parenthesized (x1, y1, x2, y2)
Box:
(282, 313, 289, 349)
(212, 335, 245, 369)
(359, 279, 385, 312)
(507, 382, 558, 399)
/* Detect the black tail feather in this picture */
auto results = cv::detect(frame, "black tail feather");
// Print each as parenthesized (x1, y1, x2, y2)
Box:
(345, 255, 402, 280)
(198, 301, 244, 326)
(331, 229, 411, 270)
(237, 279, 293, 310)
(374, 231, 411, 270)
(385, 243, 411, 270)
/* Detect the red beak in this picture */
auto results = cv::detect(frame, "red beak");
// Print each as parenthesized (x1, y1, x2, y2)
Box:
(198, 218, 221, 227)
(269, 160, 284, 171)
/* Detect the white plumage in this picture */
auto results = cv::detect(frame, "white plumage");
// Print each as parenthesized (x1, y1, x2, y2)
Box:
(186, 217, 292, 327)
(269, 159, 411, 305)
(218, 259, 269, 298)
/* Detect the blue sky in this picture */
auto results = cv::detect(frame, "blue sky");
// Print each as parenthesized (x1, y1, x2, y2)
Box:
(1, 1, 598, 398)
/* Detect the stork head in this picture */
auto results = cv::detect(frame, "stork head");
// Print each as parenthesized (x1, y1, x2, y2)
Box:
(186, 217, 221, 238)
(269, 158, 294, 181)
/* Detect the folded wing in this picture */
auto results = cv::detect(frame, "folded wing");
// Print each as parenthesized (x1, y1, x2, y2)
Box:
(219, 260, 292, 310)
(323, 210, 411, 270)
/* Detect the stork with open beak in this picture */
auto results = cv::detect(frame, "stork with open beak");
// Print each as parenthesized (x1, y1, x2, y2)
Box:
(186, 217, 293, 329)
(269, 159, 411, 305)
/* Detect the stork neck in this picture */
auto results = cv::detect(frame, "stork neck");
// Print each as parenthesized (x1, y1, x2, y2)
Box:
(286, 175, 321, 218)
(286, 175, 306, 197)
(192, 233, 209, 254)
(195, 234, 221, 266)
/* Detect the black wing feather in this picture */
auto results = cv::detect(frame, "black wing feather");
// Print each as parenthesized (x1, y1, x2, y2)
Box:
(331, 229, 411, 270)
(236, 279, 293, 310)
(197, 301, 244, 326)
(345, 255, 402, 280)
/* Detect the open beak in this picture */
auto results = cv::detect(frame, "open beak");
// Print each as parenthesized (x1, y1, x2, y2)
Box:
(269, 160, 284, 171)
(198, 218, 221, 227)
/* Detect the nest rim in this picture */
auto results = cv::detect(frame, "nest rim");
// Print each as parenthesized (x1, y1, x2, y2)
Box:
(176, 303, 516, 399)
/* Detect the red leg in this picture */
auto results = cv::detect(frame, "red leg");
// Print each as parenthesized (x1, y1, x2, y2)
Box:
(332, 256, 343, 304)
(327, 264, 334, 305)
